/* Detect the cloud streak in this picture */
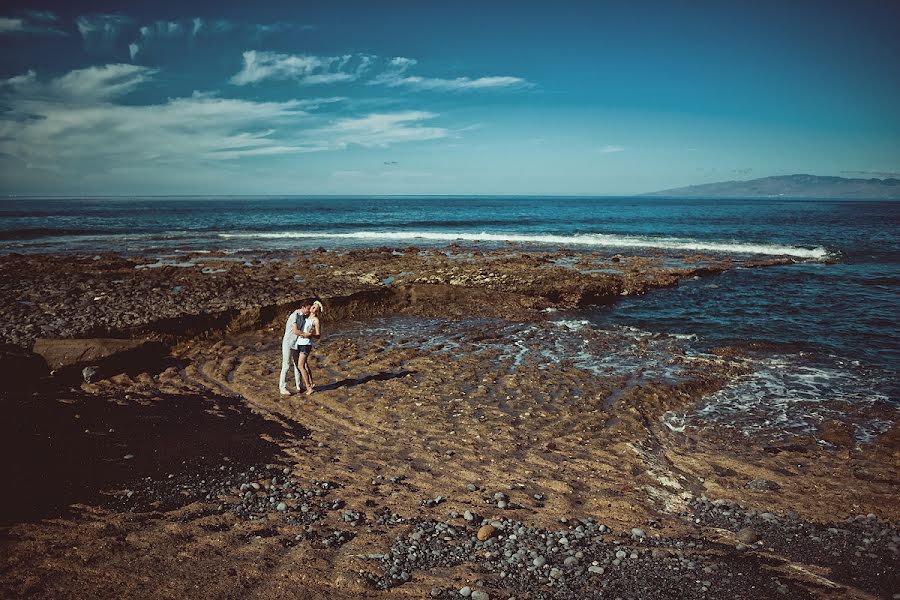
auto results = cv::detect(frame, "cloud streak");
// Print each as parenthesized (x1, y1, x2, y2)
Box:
(371, 57, 530, 91)
(76, 14, 133, 52)
(230, 52, 530, 92)
(1, 11, 65, 35)
(0, 65, 450, 186)
(230, 50, 374, 85)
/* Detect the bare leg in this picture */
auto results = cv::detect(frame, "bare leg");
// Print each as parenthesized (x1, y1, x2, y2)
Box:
(303, 355, 314, 391)
(297, 352, 313, 395)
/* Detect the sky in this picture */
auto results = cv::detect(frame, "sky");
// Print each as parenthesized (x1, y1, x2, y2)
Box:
(1, 0, 899, 196)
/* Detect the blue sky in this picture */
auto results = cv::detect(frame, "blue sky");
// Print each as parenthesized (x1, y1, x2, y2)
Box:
(1, 0, 898, 195)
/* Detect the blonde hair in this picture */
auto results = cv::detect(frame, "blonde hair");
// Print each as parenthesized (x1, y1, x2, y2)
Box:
(311, 300, 324, 314)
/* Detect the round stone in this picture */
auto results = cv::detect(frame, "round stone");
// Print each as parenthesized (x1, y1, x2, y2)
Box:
(477, 525, 497, 541)
(631, 527, 646, 538)
(737, 527, 760, 544)
(276, 502, 287, 512)
(533, 556, 546, 568)
(471, 592, 489, 600)
(459, 586, 472, 597)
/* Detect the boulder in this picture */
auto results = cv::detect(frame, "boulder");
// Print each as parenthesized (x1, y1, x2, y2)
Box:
(32, 338, 167, 382)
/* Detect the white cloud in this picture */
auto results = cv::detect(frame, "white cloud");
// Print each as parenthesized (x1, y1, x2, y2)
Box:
(231, 51, 530, 92)
(0, 17, 24, 33)
(1, 64, 153, 102)
(76, 14, 132, 45)
(1, 12, 64, 35)
(23, 10, 58, 22)
(598, 145, 625, 153)
(371, 56, 530, 91)
(315, 111, 449, 149)
(139, 20, 183, 39)
(230, 50, 373, 86)
(74, 14, 131, 51)
(0, 65, 450, 186)
(124, 18, 235, 60)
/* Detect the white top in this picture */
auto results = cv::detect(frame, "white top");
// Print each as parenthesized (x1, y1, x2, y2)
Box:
(282, 310, 303, 347)
(295, 316, 317, 347)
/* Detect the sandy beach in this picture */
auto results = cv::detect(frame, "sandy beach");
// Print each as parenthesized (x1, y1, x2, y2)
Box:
(1, 247, 897, 599)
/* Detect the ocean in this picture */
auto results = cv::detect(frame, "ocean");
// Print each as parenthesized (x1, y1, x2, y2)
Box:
(2, 196, 898, 439)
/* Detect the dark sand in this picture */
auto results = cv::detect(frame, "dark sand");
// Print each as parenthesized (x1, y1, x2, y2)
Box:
(1, 248, 897, 599)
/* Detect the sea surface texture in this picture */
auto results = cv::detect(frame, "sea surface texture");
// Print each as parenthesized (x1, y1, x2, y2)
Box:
(2, 196, 897, 439)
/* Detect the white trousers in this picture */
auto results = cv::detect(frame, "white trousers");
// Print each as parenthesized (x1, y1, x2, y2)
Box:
(279, 342, 301, 391)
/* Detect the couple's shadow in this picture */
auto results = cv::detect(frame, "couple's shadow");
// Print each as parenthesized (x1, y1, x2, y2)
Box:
(316, 370, 415, 392)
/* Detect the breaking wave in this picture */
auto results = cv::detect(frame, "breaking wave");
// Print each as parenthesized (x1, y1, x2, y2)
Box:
(217, 230, 830, 259)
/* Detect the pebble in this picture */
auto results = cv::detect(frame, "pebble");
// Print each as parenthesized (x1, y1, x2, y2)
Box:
(463, 510, 475, 521)
(467, 483, 478, 492)
(459, 586, 472, 597)
(533, 556, 546, 568)
(477, 525, 497, 541)
(276, 502, 287, 512)
(737, 527, 760, 544)
(615, 550, 627, 560)
(471, 592, 489, 600)
(82, 366, 99, 383)
(631, 527, 646, 539)
(746, 478, 781, 492)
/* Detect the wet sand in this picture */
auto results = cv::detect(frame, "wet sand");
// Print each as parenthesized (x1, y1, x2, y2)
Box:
(1, 248, 897, 599)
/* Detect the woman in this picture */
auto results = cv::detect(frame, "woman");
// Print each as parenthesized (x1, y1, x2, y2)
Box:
(295, 300, 323, 395)
(279, 299, 311, 396)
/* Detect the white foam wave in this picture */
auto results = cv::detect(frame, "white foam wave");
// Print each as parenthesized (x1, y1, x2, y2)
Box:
(689, 356, 894, 442)
(217, 230, 830, 259)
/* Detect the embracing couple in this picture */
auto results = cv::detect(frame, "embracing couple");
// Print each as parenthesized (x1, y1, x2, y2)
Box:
(279, 298, 324, 397)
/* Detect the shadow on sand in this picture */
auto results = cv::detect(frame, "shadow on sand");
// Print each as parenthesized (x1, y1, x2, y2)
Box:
(316, 370, 416, 392)
(0, 386, 309, 526)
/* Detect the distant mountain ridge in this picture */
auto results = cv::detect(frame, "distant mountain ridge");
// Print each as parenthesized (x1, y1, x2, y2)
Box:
(644, 174, 900, 199)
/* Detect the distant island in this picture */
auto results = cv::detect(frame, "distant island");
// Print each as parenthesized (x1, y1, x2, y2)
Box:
(644, 174, 900, 199)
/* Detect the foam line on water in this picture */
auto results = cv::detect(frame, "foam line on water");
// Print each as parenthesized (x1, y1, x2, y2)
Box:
(217, 230, 830, 259)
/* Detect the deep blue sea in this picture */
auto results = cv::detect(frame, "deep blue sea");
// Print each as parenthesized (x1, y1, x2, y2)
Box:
(2, 196, 897, 437)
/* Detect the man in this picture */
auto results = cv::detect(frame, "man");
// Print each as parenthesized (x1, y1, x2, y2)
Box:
(279, 299, 312, 395)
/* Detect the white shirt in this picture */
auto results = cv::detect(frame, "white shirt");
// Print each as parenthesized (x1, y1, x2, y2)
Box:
(282, 311, 304, 347)
(295, 316, 316, 348)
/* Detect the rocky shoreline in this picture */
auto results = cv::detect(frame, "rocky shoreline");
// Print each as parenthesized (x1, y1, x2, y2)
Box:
(1, 247, 897, 599)
(0, 247, 791, 350)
